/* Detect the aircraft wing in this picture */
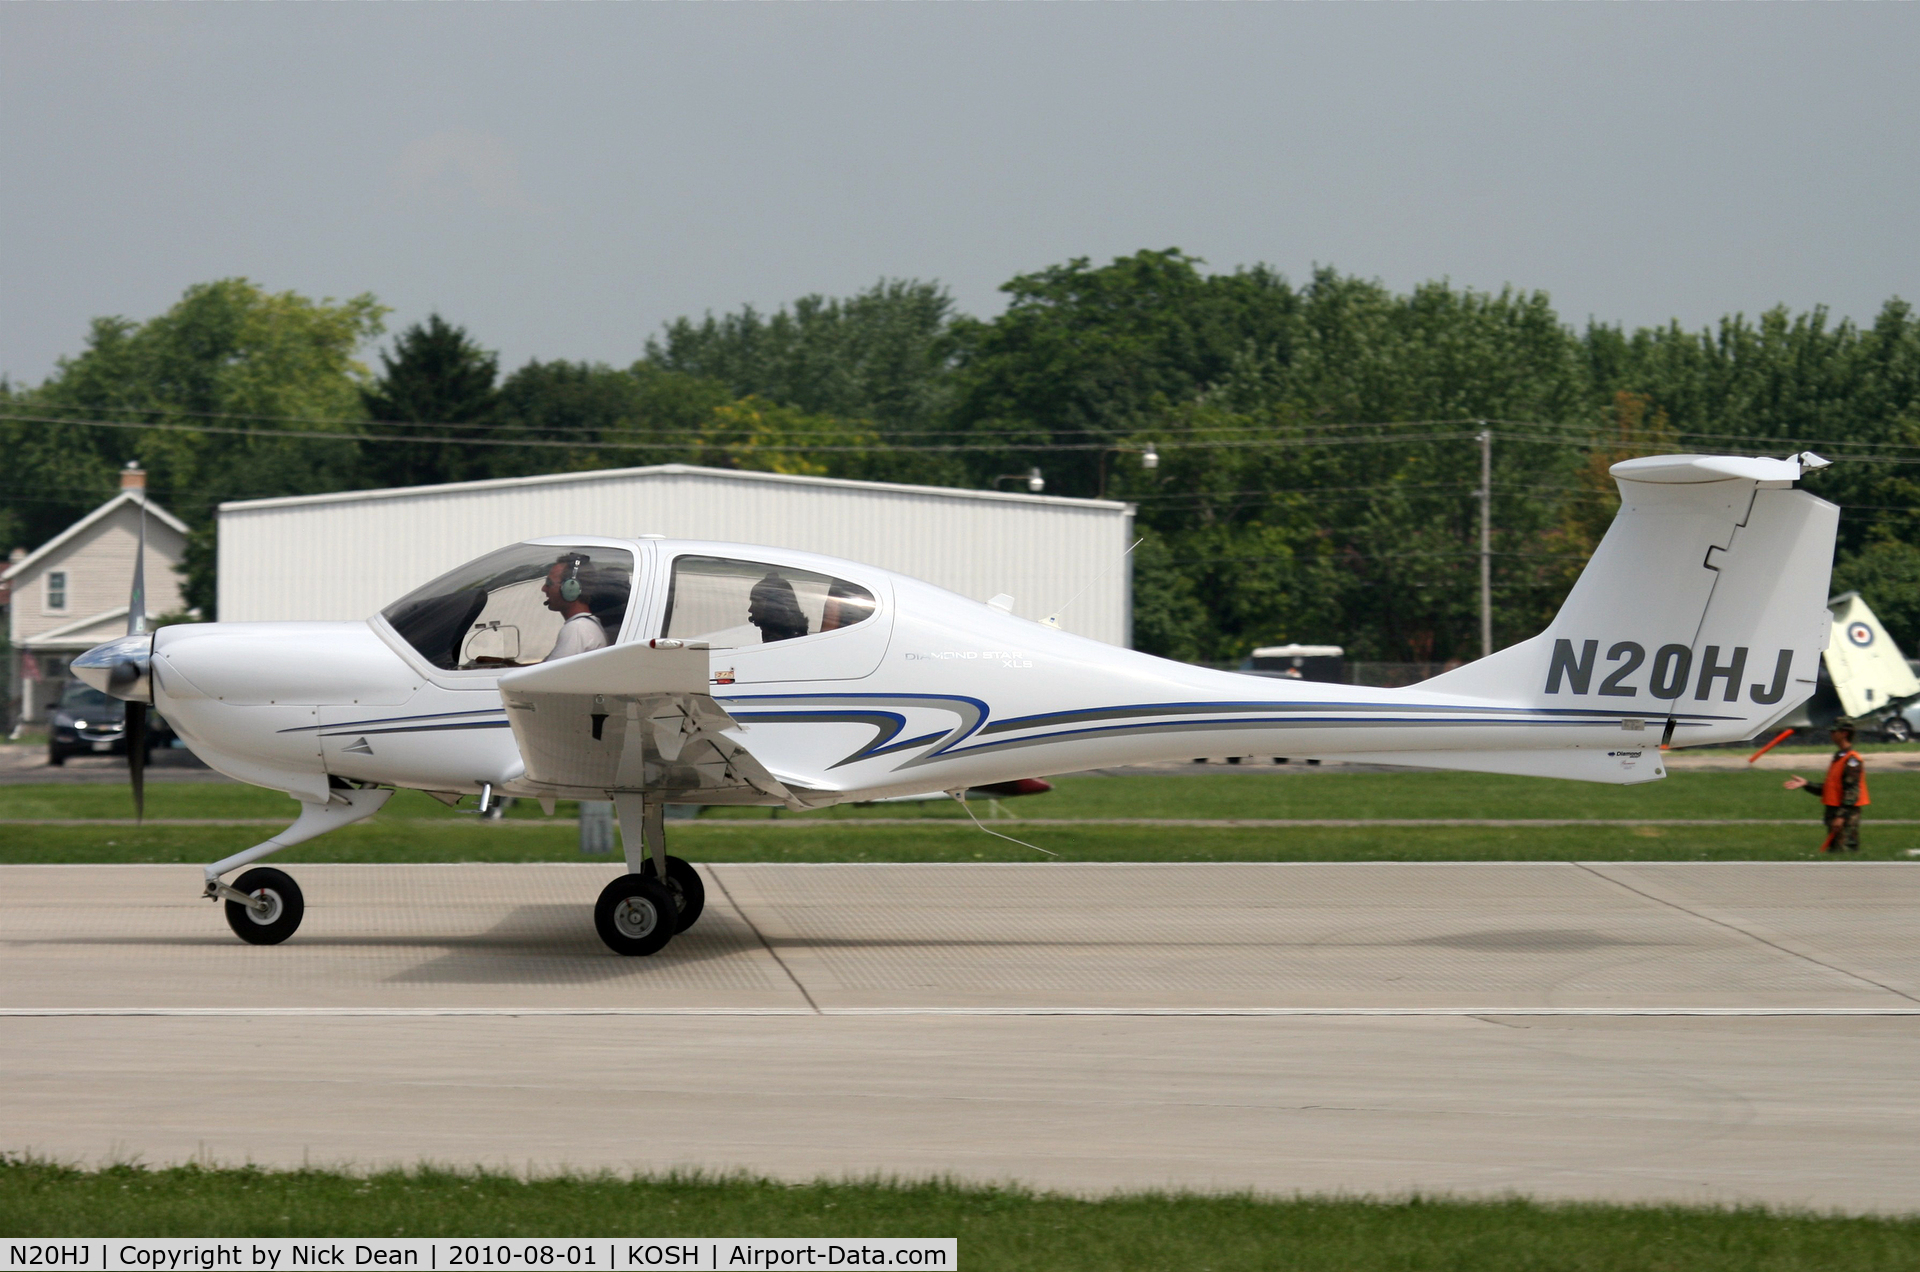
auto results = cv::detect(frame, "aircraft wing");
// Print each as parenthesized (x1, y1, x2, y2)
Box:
(496, 641, 803, 806)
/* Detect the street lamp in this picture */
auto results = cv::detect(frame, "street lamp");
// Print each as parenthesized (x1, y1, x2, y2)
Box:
(1098, 443, 1159, 498)
(994, 467, 1045, 494)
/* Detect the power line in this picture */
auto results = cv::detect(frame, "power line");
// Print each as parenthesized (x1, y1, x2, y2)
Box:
(0, 411, 1489, 453)
(18, 399, 1920, 456)
(15, 409, 1505, 447)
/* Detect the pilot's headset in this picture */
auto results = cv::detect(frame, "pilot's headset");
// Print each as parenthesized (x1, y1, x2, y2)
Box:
(557, 553, 590, 604)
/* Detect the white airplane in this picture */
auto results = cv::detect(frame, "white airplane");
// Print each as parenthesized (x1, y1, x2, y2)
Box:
(75, 452, 1839, 957)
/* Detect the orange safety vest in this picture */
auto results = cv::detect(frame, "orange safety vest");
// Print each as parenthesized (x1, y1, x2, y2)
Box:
(1821, 750, 1869, 807)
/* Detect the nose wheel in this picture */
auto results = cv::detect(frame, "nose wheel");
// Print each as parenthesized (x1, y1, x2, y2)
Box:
(223, 867, 305, 945)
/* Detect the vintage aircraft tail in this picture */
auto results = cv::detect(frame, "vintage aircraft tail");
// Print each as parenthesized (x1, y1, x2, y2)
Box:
(1417, 453, 1839, 749)
(1824, 591, 1920, 720)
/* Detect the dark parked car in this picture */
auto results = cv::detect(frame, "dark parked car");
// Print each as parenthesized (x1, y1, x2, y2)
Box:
(46, 679, 173, 766)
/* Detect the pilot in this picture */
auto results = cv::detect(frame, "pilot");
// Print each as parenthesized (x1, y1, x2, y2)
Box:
(748, 573, 809, 643)
(1783, 718, 1870, 853)
(542, 553, 611, 661)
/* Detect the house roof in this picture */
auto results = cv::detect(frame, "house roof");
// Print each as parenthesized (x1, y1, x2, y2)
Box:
(1, 491, 189, 583)
(218, 462, 1133, 515)
(20, 605, 130, 648)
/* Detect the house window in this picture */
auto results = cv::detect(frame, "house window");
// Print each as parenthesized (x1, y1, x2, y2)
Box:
(45, 570, 68, 611)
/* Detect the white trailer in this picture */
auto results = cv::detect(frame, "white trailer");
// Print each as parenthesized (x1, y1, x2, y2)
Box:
(217, 464, 1136, 645)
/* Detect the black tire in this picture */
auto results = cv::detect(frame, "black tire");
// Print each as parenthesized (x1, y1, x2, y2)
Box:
(639, 855, 706, 933)
(1884, 717, 1914, 745)
(224, 867, 305, 946)
(593, 874, 680, 956)
(46, 747, 67, 768)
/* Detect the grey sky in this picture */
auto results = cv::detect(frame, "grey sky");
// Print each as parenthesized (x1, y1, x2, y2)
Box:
(3, 3, 1915, 388)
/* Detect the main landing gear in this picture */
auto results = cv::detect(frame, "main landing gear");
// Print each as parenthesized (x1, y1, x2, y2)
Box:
(598, 794, 705, 956)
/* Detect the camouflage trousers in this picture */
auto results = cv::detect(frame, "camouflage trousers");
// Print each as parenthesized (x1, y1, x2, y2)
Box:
(1822, 805, 1862, 853)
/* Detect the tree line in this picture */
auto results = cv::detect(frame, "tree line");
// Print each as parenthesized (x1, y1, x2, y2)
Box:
(3, 253, 1914, 662)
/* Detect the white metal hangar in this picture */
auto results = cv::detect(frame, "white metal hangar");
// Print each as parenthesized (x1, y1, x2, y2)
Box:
(216, 464, 1138, 646)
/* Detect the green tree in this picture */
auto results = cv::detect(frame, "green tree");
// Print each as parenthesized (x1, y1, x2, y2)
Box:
(647, 279, 962, 486)
(949, 249, 1300, 498)
(478, 360, 700, 479)
(360, 315, 500, 488)
(4, 279, 385, 615)
(479, 361, 875, 483)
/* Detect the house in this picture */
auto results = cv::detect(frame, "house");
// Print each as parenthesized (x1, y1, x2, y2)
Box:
(3, 463, 188, 727)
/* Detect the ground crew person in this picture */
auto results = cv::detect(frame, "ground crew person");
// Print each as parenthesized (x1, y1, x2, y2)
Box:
(1784, 719, 1870, 853)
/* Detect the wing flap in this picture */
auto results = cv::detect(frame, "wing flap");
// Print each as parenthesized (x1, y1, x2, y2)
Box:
(498, 643, 802, 805)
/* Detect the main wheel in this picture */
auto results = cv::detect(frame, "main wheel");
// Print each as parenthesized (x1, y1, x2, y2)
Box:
(594, 874, 680, 956)
(46, 747, 67, 767)
(639, 855, 706, 933)
(224, 867, 304, 946)
(1884, 716, 1914, 744)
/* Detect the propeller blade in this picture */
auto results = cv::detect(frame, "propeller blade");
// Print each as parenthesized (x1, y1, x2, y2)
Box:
(125, 467, 150, 821)
(127, 474, 147, 636)
(126, 700, 147, 823)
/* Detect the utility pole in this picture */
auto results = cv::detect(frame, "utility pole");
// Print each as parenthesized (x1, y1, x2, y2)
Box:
(1477, 426, 1493, 659)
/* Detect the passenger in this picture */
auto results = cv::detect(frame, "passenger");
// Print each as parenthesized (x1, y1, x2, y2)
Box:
(542, 553, 611, 661)
(748, 573, 809, 643)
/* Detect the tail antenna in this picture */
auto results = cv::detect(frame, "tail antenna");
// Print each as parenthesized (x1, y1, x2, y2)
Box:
(1041, 537, 1143, 630)
(950, 790, 1058, 857)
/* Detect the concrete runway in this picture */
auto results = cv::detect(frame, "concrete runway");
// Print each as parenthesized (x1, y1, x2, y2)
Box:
(4, 862, 1919, 1212)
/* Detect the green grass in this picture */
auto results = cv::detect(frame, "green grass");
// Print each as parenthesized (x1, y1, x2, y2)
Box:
(697, 769, 1920, 823)
(2, 772, 1916, 864)
(6, 770, 1916, 824)
(0, 784, 542, 822)
(4, 818, 1915, 865)
(3, 1161, 1916, 1271)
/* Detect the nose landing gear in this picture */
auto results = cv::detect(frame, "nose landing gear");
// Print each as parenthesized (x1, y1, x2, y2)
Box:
(202, 786, 392, 947)
(220, 866, 305, 945)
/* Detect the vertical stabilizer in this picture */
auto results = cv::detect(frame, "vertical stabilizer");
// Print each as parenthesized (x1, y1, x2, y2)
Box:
(1418, 454, 1838, 746)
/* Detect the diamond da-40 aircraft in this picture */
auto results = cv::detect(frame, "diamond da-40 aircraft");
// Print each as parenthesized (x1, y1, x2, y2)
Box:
(75, 452, 1838, 957)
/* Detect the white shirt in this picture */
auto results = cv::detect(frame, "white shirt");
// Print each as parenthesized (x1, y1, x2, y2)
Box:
(546, 612, 611, 662)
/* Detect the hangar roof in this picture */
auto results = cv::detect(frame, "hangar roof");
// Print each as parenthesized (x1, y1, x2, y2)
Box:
(219, 463, 1132, 515)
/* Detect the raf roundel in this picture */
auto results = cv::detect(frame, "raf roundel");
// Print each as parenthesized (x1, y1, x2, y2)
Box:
(1847, 622, 1874, 648)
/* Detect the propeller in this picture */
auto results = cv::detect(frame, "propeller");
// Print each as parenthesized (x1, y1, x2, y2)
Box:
(69, 468, 158, 823)
(124, 479, 148, 822)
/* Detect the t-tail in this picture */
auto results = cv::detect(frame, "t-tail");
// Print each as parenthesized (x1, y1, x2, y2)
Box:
(1382, 453, 1838, 781)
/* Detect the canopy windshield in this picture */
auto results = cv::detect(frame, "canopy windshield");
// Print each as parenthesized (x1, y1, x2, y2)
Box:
(381, 543, 633, 670)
